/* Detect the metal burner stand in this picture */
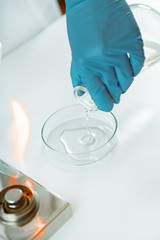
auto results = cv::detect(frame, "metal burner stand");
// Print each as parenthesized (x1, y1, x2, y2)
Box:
(0, 159, 72, 240)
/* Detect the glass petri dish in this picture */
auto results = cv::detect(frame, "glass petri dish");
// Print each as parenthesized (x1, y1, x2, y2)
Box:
(41, 104, 117, 166)
(130, 4, 160, 70)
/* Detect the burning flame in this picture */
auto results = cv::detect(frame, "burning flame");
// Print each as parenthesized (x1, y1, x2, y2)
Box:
(9, 175, 17, 186)
(10, 100, 30, 164)
(25, 179, 45, 238)
(9, 100, 30, 185)
(34, 215, 45, 238)
(9, 100, 46, 238)
(25, 179, 34, 190)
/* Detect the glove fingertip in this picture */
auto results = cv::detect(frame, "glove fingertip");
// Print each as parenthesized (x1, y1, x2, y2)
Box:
(130, 38, 145, 76)
(130, 54, 145, 76)
(91, 89, 114, 112)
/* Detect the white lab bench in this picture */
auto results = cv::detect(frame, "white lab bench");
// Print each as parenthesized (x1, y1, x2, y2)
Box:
(0, 15, 160, 240)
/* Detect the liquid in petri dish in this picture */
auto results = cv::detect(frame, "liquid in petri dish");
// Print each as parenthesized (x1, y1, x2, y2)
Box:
(60, 109, 110, 158)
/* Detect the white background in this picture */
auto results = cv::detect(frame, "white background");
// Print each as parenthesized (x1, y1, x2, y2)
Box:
(0, 0, 61, 56)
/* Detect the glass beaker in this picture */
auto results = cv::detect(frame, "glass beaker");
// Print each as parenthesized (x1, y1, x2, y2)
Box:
(130, 3, 160, 70)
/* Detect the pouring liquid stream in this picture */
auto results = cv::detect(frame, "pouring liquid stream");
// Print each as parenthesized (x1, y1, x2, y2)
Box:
(79, 109, 95, 146)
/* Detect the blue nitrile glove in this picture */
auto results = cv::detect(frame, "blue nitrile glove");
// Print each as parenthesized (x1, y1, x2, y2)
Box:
(65, 0, 145, 111)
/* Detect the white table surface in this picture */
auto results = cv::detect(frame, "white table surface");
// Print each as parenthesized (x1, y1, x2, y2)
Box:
(0, 15, 160, 240)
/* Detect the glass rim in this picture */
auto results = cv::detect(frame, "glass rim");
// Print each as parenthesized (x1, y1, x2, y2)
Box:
(41, 104, 118, 156)
(130, 3, 160, 16)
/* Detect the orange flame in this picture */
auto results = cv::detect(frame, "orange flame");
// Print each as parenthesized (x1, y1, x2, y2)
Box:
(25, 180, 45, 238)
(25, 179, 34, 191)
(34, 215, 45, 238)
(9, 100, 45, 238)
(9, 175, 17, 186)
(10, 100, 30, 164)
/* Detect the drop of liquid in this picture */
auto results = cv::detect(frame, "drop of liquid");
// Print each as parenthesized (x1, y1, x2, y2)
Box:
(80, 133, 95, 146)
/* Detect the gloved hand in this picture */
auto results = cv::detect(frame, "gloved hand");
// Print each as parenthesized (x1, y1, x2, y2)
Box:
(65, 0, 145, 111)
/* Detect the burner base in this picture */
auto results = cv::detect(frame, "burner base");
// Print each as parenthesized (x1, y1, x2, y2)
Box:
(0, 159, 72, 240)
